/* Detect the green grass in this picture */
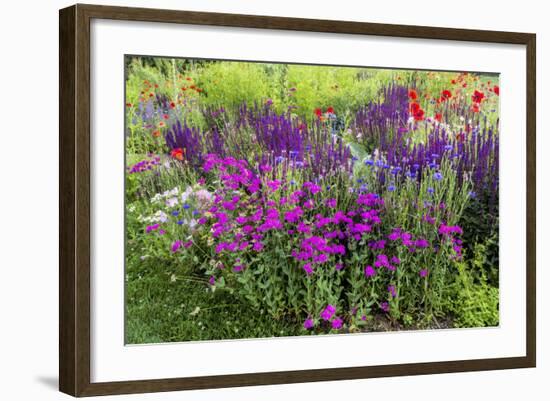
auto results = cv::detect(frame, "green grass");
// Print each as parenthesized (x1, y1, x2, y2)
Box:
(125, 255, 302, 344)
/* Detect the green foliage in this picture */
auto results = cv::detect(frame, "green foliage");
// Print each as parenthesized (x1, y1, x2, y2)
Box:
(445, 241, 499, 328)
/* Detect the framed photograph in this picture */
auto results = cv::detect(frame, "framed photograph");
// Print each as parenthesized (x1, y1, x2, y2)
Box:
(59, 3, 536, 397)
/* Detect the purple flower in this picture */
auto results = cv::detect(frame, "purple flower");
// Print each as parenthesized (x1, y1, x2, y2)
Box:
(390, 256, 401, 265)
(419, 268, 428, 278)
(380, 302, 390, 313)
(388, 285, 397, 298)
(303, 318, 314, 330)
(320, 304, 336, 321)
(331, 317, 343, 330)
(335, 262, 344, 271)
(433, 172, 443, 181)
(208, 276, 215, 285)
(364, 265, 376, 277)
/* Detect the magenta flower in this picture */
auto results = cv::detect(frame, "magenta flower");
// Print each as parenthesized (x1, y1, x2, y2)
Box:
(326, 198, 337, 208)
(335, 262, 344, 271)
(388, 228, 402, 241)
(380, 302, 390, 313)
(374, 254, 389, 268)
(267, 180, 281, 191)
(303, 263, 313, 275)
(314, 253, 328, 263)
(415, 239, 430, 248)
(235, 216, 248, 224)
(388, 285, 397, 298)
(390, 256, 401, 265)
(331, 317, 343, 330)
(419, 268, 428, 278)
(146, 223, 160, 233)
(208, 276, 215, 285)
(171, 240, 183, 253)
(364, 265, 376, 277)
(303, 318, 314, 329)
(320, 304, 336, 321)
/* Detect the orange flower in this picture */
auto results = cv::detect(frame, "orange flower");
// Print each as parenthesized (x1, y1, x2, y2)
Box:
(158, 121, 166, 128)
(152, 130, 161, 138)
(471, 103, 481, 113)
(170, 148, 184, 160)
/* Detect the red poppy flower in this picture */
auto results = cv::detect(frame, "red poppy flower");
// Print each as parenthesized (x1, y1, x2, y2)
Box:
(408, 89, 418, 100)
(493, 85, 500, 96)
(451, 79, 457, 85)
(163, 114, 169, 120)
(462, 83, 468, 88)
(326, 106, 334, 114)
(186, 77, 192, 81)
(170, 102, 176, 109)
(126, 103, 132, 107)
(314, 108, 322, 117)
(472, 90, 485, 103)
(196, 88, 203, 93)
(170, 148, 184, 160)
(435, 113, 443, 122)
(471, 103, 481, 113)
(152, 130, 161, 138)
(149, 93, 154, 97)
(414, 108, 425, 121)
(441, 89, 452, 100)
(409, 102, 420, 113)
(181, 87, 187, 91)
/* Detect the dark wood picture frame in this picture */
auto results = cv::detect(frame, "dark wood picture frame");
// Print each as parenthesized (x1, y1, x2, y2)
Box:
(59, 3, 536, 397)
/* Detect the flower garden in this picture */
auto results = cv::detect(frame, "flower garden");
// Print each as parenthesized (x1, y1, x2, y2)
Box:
(125, 57, 499, 343)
